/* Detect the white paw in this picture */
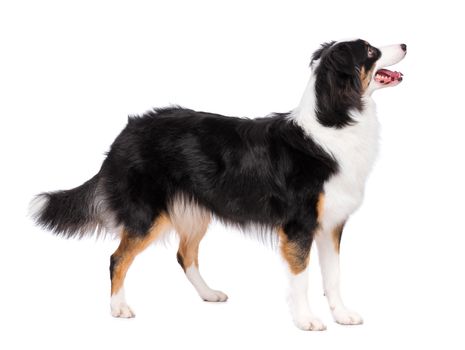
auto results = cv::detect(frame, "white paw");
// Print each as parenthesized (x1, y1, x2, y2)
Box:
(294, 316, 327, 331)
(111, 303, 135, 318)
(332, 308, 363, 325)
(200, 289, 228, 302)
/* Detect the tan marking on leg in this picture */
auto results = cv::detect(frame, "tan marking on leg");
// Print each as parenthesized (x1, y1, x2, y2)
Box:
(169, 194, 211, 271)
(332, 223, 345, 254)
(175, 216, 210, 270)
(110, 214, 171, 295)
(278, 228, 310, 275)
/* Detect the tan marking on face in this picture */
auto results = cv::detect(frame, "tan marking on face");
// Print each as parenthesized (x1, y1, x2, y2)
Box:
(278, 228, 310, 275)
(332, 223, 345, 253)
(110, 214, 172, 295)
(360, 65, 375, 92)
(316, 193, 325, 224)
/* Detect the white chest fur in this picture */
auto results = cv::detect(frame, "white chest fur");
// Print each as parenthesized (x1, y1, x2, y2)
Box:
(319, 100, 379, 229)
(292, 76, 380, 230)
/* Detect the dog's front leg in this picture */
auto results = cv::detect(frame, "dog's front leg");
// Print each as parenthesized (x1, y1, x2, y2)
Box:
(315, 223, 363, 325)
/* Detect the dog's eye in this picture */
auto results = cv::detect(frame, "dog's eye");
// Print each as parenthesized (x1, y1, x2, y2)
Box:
(367, 47, 375, 58)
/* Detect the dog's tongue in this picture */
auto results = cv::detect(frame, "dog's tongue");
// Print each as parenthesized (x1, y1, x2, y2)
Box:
(377, 69, 402, 80)
(375, 69, 403, 84)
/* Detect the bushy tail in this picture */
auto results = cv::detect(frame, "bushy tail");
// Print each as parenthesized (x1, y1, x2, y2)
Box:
(29, 174, 109, 238)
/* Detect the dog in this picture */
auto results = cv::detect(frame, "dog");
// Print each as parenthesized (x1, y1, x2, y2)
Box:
(30, 39, 406, 331)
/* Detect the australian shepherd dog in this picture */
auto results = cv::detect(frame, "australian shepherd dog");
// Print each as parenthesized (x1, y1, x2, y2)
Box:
(30, 39, 407, 331)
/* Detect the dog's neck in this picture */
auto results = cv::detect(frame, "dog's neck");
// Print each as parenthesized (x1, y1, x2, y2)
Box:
(290, 71, 379, 162)
(293, 73, 318, 127)
(291, 71, 376, 133)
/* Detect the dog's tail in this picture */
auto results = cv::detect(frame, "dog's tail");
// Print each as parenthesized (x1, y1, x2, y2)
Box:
(29, 173, 114, 238)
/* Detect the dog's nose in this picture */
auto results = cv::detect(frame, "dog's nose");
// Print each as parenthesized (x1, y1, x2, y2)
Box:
(400, 44, 407, 52)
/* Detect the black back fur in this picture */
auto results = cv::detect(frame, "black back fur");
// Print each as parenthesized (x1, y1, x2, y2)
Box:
(100, 108, 337, 236)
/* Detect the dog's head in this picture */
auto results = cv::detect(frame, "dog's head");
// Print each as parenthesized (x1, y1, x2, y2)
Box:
(310, 39, 406, 127)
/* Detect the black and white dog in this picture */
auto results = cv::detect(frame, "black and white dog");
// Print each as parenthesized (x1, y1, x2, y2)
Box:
(30, 39, 406, 331)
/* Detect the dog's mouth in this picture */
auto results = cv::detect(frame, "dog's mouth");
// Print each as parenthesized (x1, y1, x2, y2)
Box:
(374, 68, 403, 85)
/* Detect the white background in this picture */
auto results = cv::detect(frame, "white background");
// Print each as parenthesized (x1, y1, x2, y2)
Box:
(1, 0, 464, 349)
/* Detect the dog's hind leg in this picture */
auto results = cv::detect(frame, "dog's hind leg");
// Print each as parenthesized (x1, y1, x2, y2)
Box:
(109, 213, 171, 318)
(171, 200, 227, 302)
(176, 230, 228, 302)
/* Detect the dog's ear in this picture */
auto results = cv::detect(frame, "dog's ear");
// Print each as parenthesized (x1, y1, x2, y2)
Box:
(326, 43, 357, 76)
(310, 41, 335, 67)
(314, 43, 363, 127)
